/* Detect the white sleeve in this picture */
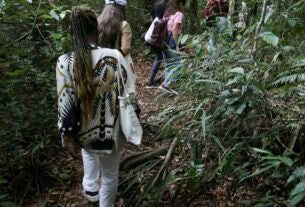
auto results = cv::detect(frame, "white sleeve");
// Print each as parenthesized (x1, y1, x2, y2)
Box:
(56, 53, 80, 143)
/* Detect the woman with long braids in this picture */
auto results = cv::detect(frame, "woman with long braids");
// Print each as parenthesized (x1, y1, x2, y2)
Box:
(56, 6, 135, 206)
(97, 0, 131, 57)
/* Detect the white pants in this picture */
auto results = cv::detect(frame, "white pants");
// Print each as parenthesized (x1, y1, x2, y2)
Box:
(82, 148, 121, 207)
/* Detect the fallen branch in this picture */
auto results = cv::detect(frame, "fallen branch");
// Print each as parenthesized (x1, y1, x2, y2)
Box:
(121, 149, 154, 165)
(122, 146, 168, 170)
(146, 137, 178, 192)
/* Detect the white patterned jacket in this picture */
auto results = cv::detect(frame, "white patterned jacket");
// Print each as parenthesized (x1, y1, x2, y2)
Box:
(56, 46, 135, 155)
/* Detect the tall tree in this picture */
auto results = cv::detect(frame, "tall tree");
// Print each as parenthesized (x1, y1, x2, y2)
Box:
(188, 0, 199, 33)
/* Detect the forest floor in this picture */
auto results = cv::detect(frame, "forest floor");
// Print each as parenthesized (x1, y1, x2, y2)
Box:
(25, 54, 178, 207)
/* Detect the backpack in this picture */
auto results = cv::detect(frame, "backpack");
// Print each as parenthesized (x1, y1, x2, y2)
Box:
(150, 18, 169, 49)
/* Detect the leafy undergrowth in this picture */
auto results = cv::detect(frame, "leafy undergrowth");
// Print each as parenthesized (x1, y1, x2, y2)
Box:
(3, 47, 305, 207)
(119, 2, 305, 205)
(2, 1, 305, 206)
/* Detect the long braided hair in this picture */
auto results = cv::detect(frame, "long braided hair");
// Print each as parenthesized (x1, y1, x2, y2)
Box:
(71, 6, 97, 125)
(97, 4, 125, 48)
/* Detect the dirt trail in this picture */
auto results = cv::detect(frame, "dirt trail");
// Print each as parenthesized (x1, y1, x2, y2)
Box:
(133, 55, 166, 123)
(36, 55, 167, 207)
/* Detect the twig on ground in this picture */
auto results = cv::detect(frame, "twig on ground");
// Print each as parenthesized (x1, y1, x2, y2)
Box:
(146, 137, 178, 192)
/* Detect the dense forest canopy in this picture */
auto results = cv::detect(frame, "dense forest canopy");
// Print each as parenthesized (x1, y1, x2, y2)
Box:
(1, 0, 305, 206)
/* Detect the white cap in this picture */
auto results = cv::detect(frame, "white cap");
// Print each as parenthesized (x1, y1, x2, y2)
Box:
(105, 0, 127, 5)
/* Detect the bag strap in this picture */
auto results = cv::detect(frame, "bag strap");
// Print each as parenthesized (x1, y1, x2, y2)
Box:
(116, 50, 127, 97)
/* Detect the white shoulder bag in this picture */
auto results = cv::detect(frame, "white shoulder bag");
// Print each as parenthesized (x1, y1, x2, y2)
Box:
(116, 51, 143, 146)
(144, 17, 159, 44)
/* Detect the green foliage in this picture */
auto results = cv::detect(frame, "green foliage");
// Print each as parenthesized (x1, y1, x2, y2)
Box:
(1, 0, 305, 205)
(288, 166, 305, 206)
(143, 0, 305, 205)
(240, 148, 294, 182)
(0, 0, 83, 204)
(0, 174, 16, 207)
(259, 32, 279, 47)
(0, 65, 61, 203)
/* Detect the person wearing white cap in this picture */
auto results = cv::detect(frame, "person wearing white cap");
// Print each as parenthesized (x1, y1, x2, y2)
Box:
(98, 0, 131, 56)
(105, 0, 127, 5)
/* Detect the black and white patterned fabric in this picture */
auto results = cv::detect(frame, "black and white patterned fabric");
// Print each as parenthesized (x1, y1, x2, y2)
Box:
(56, 46, 134, 155)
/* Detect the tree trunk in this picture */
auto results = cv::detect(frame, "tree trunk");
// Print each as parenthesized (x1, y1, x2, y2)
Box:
(189, 0, 198, 33)
(251, 0, 268, 58)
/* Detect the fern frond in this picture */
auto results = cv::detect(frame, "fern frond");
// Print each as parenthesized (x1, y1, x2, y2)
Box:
(288, 166, 305, 183)
(290, 181, 305, 198)
(273, 73, 305, 86)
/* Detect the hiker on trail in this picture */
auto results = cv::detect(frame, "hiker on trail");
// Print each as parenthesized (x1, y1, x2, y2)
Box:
(146, 0, 168, 89)
(159, 0, 186, 95)
(203, 0, 229, 29)
(203, 0, 229, 51)
(98, 0, 131, 57)
(56, 5, 135, 207)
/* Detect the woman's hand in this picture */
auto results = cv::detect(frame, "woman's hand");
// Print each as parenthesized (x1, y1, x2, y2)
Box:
(62, 135, 80, 156)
